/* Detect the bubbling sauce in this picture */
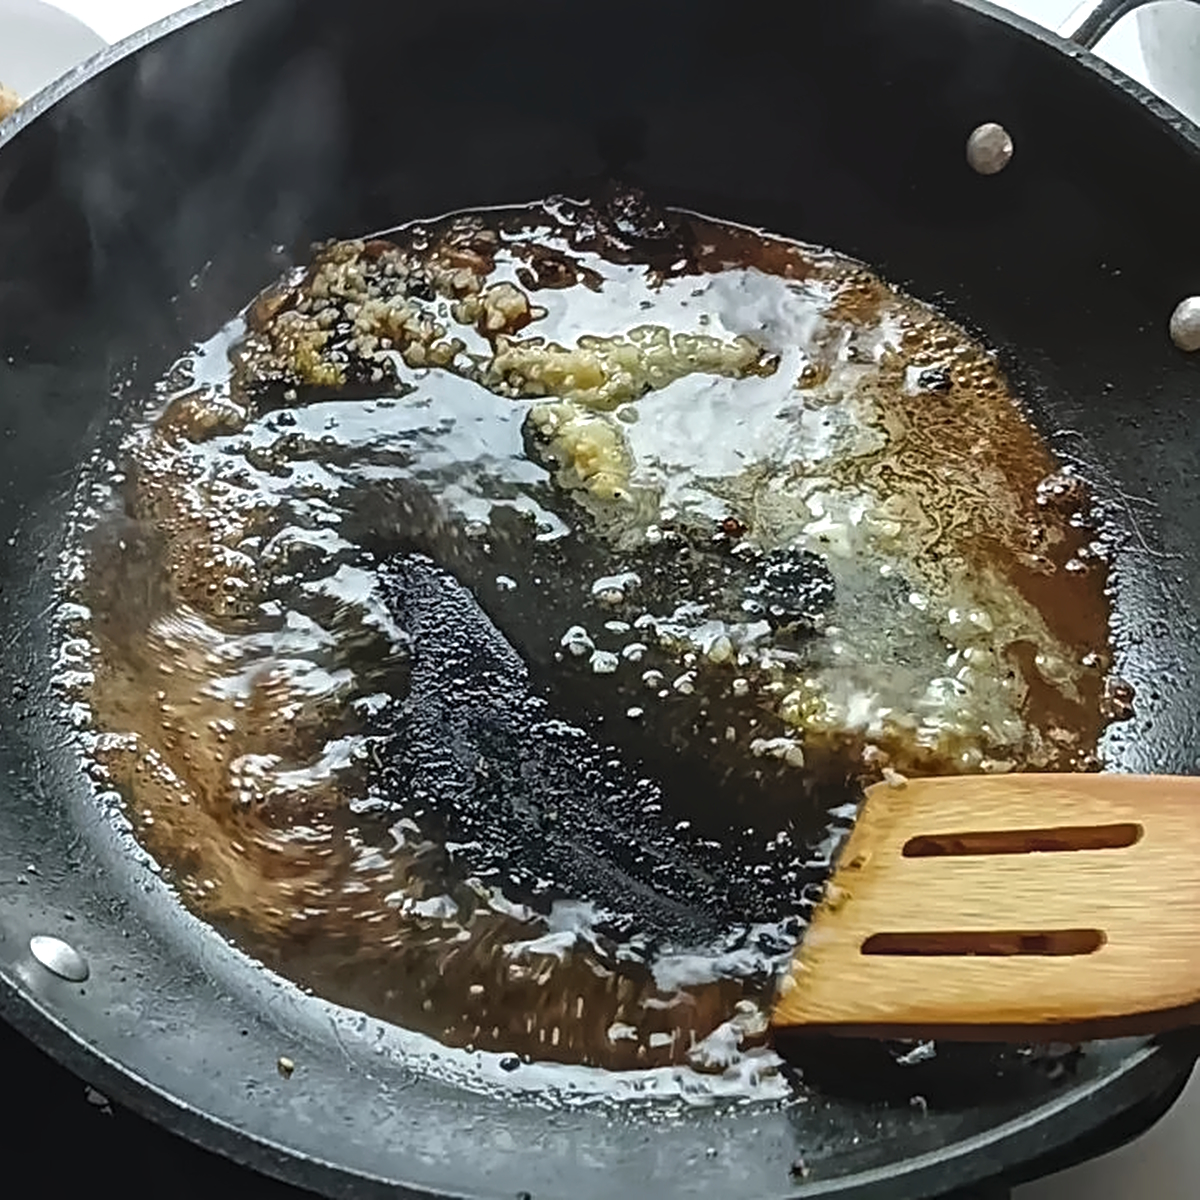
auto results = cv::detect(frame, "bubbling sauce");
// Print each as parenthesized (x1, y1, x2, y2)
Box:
(57, 195, 1121, 1083)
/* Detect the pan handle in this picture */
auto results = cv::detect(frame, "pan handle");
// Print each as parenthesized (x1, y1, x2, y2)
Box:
(1059, 0, 1200, 50)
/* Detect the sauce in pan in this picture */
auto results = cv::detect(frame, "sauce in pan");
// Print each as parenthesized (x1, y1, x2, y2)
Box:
(55, 195, 1125, 1091)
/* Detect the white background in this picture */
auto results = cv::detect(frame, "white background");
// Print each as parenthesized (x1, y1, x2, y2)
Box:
(3, 1, 1200, 1197)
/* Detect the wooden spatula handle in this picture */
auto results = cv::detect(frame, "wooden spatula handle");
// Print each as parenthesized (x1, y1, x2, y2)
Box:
(772, 774, 1200, 1041)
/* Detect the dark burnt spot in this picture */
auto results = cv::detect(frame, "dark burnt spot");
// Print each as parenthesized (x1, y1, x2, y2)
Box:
(1102, 675, 1136, 721)
(406, 277, 435, 303)
(916, 365, 952, 392)
(736, 547, 837, 632)
(514, 246, 603, 293)
(603, 186, 679, 246)
(560, 186, 697, 274)
(341, 468, 855, 981)
(360, 239, 398, 261)
(369, 553, 838, 946)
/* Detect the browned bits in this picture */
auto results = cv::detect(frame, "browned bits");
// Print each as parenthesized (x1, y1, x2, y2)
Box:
(1037, 470, 1090, 516)
(797, 361, 831, 390)
(826, 270, 889, 325)
(1102, 676, 1136, 722)
(247, 282, 295, 332)
(156, 388, 248, 444)
(517, 253, 576, 291)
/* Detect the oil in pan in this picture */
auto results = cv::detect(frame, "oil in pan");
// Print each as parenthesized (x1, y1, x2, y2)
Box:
(52, 191, 1123, 1101)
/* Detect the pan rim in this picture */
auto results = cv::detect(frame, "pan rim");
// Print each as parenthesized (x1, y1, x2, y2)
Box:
(2, 0, 1198, 158)
(2, 971, 1196, 1200)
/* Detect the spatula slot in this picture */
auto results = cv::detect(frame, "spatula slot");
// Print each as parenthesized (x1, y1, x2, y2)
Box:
(901, 823, 1142, 858)
(860, 929, 1106, 957)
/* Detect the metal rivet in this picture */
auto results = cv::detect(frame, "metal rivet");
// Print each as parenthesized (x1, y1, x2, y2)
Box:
(1169, 296, 1200, 352)
(967, 123, 1014, 175)
(29, 935, 90, 983)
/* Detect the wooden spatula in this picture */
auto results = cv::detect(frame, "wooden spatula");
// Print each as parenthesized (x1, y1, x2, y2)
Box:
(772, 773, 1200, 1042)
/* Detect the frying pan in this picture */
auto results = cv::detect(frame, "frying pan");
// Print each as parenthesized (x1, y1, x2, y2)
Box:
(2, 0, 1200, 1197)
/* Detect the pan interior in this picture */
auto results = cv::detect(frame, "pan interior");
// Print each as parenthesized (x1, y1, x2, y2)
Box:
(57, 194, 1118, 1097)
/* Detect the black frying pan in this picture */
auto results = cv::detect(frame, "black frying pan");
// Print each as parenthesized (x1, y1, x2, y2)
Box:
(2, 0, 1200, 1197)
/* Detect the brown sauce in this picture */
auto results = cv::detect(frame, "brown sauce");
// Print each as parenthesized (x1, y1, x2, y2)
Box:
(58, 196, 1121, 1081)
